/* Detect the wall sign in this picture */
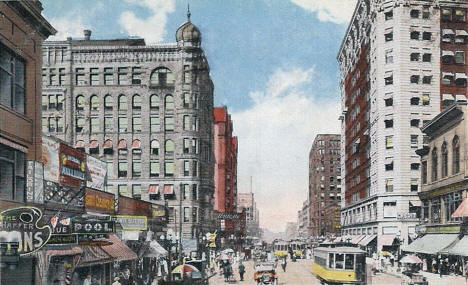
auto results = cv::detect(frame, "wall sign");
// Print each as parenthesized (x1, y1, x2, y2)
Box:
(112, 215, 147, 231)
(59, 143, 86, 188)
(26, 161, 44, 204)
(0, 207, 51, 256)
(72, 221, 115, 234)
(86, 155, 107, 191)
(42, 137, 60, 183)
(47, 234, 77, 245)
(85, 188, 115, 214)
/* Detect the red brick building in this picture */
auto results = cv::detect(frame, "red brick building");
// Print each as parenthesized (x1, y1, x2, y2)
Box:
(213, 107, 238, 232)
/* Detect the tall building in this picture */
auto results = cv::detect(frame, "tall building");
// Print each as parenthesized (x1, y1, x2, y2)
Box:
(308, 134, 341, 236)
(0, 0, 55, 283)
(338, 0, 468, 251)
(213, 106, 238, 232)
(237, 192, 261, 237)
(297, 198, 310, 237)
(41, 12, 216, 238)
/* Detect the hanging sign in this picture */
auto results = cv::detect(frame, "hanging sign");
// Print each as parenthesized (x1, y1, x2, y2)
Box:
(72, 221, 115, 234)
(0, 207, 51, 256)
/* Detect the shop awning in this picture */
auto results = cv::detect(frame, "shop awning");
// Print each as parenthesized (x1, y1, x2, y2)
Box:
(148, 185, 159, 194)
(441, 236, 468, 256)
(456, 94, 467, 102)
(143, 240, 168, 258)
(442, 94, 455, 101)
(132, 139, 141, 149)
(359, 235, 376, 246)
(78, 246, 113, 267)
(379, 234, 396, 246)
(451, 198, 468, 218)
(401, 234, 459, 255)
(410, 200, 422, 207)
(456, 29, 468, 37)
(442, 29, 455, 36)
(163, 185, 174, 195)
(118, 139, 127, 149)
(89, 140, 99, 149)
(333, 237, 343, 243)
(455, 73, 468, 80)
(101, 234, 137, 262)
(103, 139, 113, 149)
(75, 140, 85, 148)
(351, 235, 365, 244)
(46, 247, 82, 258)
(442, 50, 455, 57)
(442, 72, 454, 79)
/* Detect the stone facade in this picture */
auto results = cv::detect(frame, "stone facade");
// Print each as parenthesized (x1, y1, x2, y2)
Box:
(41, 18, 216, 238)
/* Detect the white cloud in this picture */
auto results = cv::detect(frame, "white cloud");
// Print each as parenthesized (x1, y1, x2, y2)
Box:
(232, 68, 340, 232)
(119, 0, 176, 44)
(291, 0, 358, 24)
(47, 16, 88, 41)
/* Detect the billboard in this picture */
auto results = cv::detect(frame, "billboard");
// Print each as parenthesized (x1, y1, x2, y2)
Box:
(59, 143, 85, 188)
(86, 155, 107, 191)
(42, 136, 59, 183)
(85, 188, 115, 214)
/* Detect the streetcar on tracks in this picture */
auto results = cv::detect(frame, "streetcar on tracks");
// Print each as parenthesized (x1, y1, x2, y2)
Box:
(289, 239, 306, 259)
(272, 239, 289, 258)
(312, 246, 366, 284)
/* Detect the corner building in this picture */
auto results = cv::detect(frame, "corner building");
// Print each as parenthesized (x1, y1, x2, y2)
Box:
(338, 0, 468, 252)
(41, 16, 216, 238)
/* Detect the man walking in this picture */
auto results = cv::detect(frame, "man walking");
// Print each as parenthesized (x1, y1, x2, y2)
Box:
(238, 261, 245, 281)
(281, 257, 287, 272)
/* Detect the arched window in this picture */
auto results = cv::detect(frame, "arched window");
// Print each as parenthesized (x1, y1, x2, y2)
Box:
(453, 136, 460, 174)
(432, 148, 438, 182)
(76, 95, 85, 110)
(441, 142, 448, 178)
(104, 95, 113, 110)
(150, 94, 159, 109)
(151, 140, 160, 155)
(90, 95, 99, 111)
(150, 67, 175, 86)
(132, 94, 141, 109)
(118, 95, 127, 110)
(165, 139, 175, 154)
(165, 95, 174, 110)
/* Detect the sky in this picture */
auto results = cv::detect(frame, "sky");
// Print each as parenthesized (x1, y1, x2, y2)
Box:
(41, 0, 358, 232)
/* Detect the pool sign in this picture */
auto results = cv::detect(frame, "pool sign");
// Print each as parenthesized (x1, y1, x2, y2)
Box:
(0, 207, 51, 256)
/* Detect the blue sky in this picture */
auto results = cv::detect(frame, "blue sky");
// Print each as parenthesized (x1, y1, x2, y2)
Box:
(41, 0, 357, 232)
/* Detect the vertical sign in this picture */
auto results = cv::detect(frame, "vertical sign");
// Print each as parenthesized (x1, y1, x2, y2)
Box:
(86, 155, 107, 191)
(26, 161, 44, 204)
(42, 137, 60, 182)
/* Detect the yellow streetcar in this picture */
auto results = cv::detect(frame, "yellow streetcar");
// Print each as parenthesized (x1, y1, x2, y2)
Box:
(289, 240, 306, 259)
(312, 246, 366, 285)
(272, 240, 289, 258)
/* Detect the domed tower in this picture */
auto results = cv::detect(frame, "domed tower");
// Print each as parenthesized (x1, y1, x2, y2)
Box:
(176, 5, 201, 47)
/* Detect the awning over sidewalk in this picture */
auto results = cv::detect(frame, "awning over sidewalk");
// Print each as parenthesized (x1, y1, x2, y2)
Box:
(351, 235, 365, 244)
(78, 246, 114, 267)
(401, 234, 459, 255)
(143, 240, 168, 258)
(359, 235, 377, 246)
(451, 198, 468, 218)
(379, 235, 396, 247)
(101, 234, 137, 262)
(440, 236, 468, 256)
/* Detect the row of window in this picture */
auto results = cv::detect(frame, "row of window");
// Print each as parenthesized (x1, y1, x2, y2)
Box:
(422, 136, 460, 184)
(384, 95, 431, 107)
(442, 8, 467, 22)
(342, 203, 377, 226)
(385, 134, 425, 150)
(385, 8, 431, 21)
(385, 161, 420, 171)
(384, 31, 433, 42)
(384, 118, 430, 129)
(114, 159, 199, 178)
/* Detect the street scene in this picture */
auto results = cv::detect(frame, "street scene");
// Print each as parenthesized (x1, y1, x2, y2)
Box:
(2, 0, 468, 284)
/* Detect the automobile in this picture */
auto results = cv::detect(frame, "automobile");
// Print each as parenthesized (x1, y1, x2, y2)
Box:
(254, 262, 278, 285)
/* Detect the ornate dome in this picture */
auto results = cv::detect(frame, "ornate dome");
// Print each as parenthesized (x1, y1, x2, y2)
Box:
(176, 21, 201, 43)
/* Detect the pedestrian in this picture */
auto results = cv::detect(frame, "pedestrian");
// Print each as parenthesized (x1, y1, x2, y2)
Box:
(440, 259, 444, 278)
(390, 254, 395, 267)
(112, 277, 121, 285)
(464, 261, 468, 282)
(83, 274, 92, 285)
(238, 261, 245, 281)
(281, 257, 287, 272)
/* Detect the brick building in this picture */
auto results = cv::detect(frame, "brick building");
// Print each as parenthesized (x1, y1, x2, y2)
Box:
(41, 12, 216, 238)
(308, 134, 341, 236)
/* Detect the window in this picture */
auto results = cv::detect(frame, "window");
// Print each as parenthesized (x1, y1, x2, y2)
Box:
(118, 95, 127, 110)
(183, 115, 190, 130)
(165, 161, 174, 177)
(90, 68, 99, 85)
(385, 10, 393, 20)
(132, 94, 141, 109)
(385, 74, 393, 85)
(118, 116, 127, 132)
(90, 95, 99, 110)
(59, 68, 66, 85)
(150, 94, 159, 109)
(432, 148, 438, 181)
(76, 117, 84, 132)
(193, 94, 198, 108)
(183, 207, 190, 222)
(133, 160, 141, 177)
(385, 32, 393, 42)
(165, 117, 174, 131)
(385, 98, 393, 106)
(385, 50, 393, 64)
(42, 117, 48, 132)
(192, 207, 198, 223)
(410, 75, 420, 84)
(56, 118, 64, 133)
(183, 92, 190, 107)
(410, 97, 420, 105)
(104, 95, 113, 110)
(193, 160, 198, 177)
(422, 32, 432, 40)
(151, 140, 160, 155)
(132, 184, 141, 199)
(104, 116, 113, 132)
(132, 116, 141, 132)
(48, 117, 56, 132)
(442, 8, 452, 21)
(383, 201, 397, 217)
(422, 8, 430, 19)
(454, 9, 466, 22)
(192, 184, 198, 200)
(165, 95, 174, 110)
(386, 136, 393, 149)
(49, 69, 57, 86)
(410, 119, 420, 127)
(453, 136, 460, 174)
(183, 138, 190, 154)
(411, 135, 418, 147)
(191, 117, 198, 131)
(384, 119, 393, 128)
(441, 142, 448, 178)
(455, 51, 465, 64)
(410, 53, 420, 61)
(118, 160, 128, 177)
(76, 95, 85, 110)
(132, 67, 142, 85)
(150, 116, 160, 132)
(411, 163, 420, 170)
(183, 184, 190, 199)
(0, 146, 26, 202)
(118, 67, 129, 85)
(335, 254, 344, 269)
(165, 139, 175, 154)
(104, 67, 114, 85)
(410, 9, 420, 18)
(183, 65, 191, 84)
(150, 161, 160, 177)
(75, 68, 85, 85)
(422, 94, 430, 105)
(422, 76, 432, 84)
(150, 67, 175, 85)
(385, 161, 394, 171)
(90, 116, 99, 133)
(184, 161, 190, 176)
(41, 95, 48, 111)
(422, 161, 428, 184)
(345, 254, 354, 270)
(118, 185, 127, 196)
(422, 53, 431, 62)
(410, 31, 420, 40)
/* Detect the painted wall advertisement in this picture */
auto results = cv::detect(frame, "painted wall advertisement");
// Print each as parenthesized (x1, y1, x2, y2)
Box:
(86, 155, 107, 191)
(85, 188, 115, 214)
(59, 143, 85, 188)
(42, 136, 59, 183)
(26, 161, 44, 204)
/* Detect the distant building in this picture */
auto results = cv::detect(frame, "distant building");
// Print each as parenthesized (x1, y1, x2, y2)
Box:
(297, 199, 310, 237)
(308, 134, 341, 236)
(213, 106, 238, 233)
(41, 13, 216, 238)
(284, 222, 298, 241)
(237, 192, 261, 237)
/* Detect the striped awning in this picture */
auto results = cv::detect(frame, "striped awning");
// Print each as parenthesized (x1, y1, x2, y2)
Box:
(132, 139, 141, 149)
(451, 198, 468, 218)
(118, 139, 127, 149)
(101, 234, 137, 262)
(456, 29, 468, 37)
(163, 185, 174, 195)
(89, 140, 99, 149)
(442, 28, 455, 36)
(456, 94, 467, 102)
(148, 185, 159, 194)
(75, 140, 85, 148)
(103, 139, 113, 149)
(442, 94, 455, 101)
